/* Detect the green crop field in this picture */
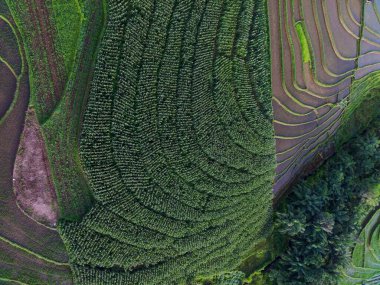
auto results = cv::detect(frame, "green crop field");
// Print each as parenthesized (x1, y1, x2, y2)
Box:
(0, 0, 380, 284)
(340, 206, 380, 285)
(58, 0, 276, 283)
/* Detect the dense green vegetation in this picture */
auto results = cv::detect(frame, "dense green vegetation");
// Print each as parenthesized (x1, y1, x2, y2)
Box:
(270, 121, 380, 285)
(337, 73, 380, 146)
(202, 271, 246, 285)
(41, 0, 106, 220)
(1, 0, 380, 283)
(58, 0, 276, 283)
(195, 118, 380, 285)
(49, 0, 83, 73)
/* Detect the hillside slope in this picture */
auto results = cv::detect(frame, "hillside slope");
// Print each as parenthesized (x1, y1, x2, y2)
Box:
(58, 0, 276, 283)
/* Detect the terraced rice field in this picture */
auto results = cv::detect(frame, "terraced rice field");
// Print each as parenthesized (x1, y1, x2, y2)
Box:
(4, 0, 68, 122)
(0, 4, 22, 123)
(1, 0, 380, 284)
(4, 0, 106, 222)
(340, 209, 380, 285)
(269, 0, 380, 194)
(0, 2, 72, 284)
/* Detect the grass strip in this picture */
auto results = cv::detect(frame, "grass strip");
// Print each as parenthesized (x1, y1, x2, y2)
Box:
(0, 235, 69, 267)
(295, 21, 311, 63)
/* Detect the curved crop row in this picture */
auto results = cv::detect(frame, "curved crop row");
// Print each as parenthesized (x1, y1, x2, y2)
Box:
(59, 0, 276, 284)
(0, 14, 22, 122)
(340, 209, 380, 284)
(0, 1, 73, 284)
(269, 0, 380, 194)
(40, 0, 106, 220)
(4, 0, 68, 122)
(0, 16, 21, 75)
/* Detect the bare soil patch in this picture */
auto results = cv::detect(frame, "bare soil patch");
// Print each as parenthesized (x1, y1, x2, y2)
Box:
(0, 76, 69, 263)
(13, 108, 58, 227)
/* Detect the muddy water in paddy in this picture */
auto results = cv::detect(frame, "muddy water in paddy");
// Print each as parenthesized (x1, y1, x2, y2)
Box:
(0, 61, 17, 118)
(0, 6, 73, 285)
(0, 32, 69, 267)
(0, 15, 20, 121)
(0, 74, 70, 267)
(0, 76, 28, 200)
(0, 17, 22, 74)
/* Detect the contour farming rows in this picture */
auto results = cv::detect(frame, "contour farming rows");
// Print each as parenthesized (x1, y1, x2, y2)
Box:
(0, 8, 21, 122)
(5, 0, 67, 122)
(269, 0, 380, 194)
(59, 0, 276, 283)
(341, 209, 380, 284)
(0, 1, 72, 284)
(5, 0, 106, 222)
(39, 0, 106, 220)
(357, 0, 380, 79)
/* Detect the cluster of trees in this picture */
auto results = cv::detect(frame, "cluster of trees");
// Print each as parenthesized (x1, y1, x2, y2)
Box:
(270, 122, 380, 285)
(59, 0, 275, 284)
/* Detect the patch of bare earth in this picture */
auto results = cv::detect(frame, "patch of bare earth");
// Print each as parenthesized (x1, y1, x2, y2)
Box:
(13, 108, 58, 227)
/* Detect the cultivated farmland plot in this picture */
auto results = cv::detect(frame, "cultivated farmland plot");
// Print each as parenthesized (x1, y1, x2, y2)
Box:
(340, 209, 380, 285)
(269, 0, 380, 194)
(1, 0, 380, 284)
(0, 2, 73, 284)
(59, 0, 276, 284)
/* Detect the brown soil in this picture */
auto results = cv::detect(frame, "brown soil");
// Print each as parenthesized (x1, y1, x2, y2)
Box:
(13, 108, 59, 227)
(0, 59, 69, 264)
(23, 0, 66, 118)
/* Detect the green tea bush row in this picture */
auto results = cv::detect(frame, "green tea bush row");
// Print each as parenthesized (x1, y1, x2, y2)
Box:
(59, 0, 276, 283)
